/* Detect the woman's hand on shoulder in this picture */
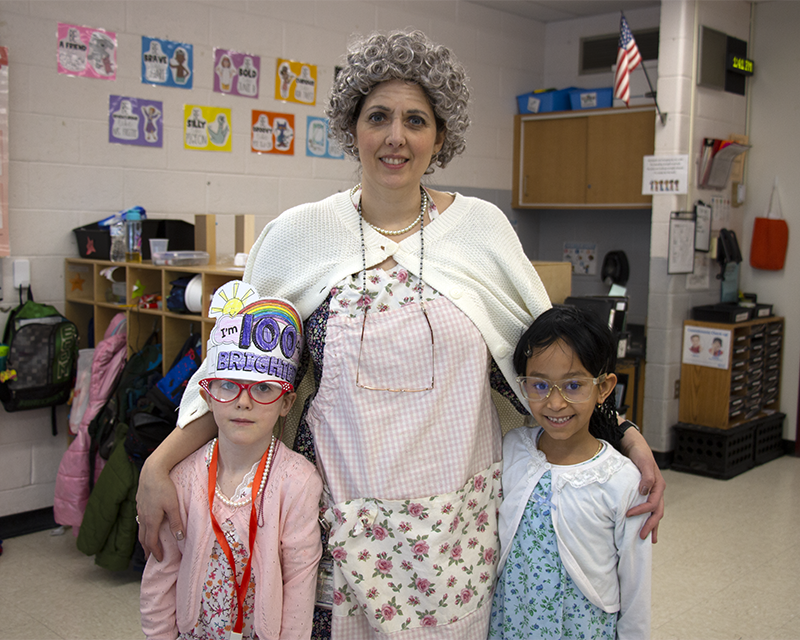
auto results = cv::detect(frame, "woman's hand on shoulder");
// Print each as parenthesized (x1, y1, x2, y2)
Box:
(137, 455, 184, 562)
(620, 426, 665, 543)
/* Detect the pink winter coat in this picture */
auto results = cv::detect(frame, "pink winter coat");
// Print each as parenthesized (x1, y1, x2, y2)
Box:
(54, 313, 127, 532)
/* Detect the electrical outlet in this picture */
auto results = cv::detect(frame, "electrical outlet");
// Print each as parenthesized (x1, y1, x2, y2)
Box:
(674, 380, 680, 399)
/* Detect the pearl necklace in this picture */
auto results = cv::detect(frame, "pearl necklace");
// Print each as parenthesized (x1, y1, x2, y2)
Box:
(357, 185, 426, 307)
(211, 435, 276, 508)
(355, 184, 429, 236)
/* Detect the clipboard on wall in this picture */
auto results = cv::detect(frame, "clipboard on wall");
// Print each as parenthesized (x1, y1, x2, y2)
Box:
(668, 211, 696, 274)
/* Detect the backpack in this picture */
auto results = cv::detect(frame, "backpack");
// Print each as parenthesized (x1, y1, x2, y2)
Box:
(87, 332, 162, 487)
(0, 286, 79, 435)
(124, 333, 201, 470)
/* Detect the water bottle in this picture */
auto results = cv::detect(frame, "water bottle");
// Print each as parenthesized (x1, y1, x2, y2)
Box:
(125, 208, 143, 263)
(109, 216, 126, 262)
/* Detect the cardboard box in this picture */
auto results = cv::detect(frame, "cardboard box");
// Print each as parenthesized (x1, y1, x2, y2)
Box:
(531, 261, 572, 304)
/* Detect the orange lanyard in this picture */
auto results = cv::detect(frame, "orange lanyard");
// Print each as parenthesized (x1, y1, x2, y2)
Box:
(207, 440, 272, 640)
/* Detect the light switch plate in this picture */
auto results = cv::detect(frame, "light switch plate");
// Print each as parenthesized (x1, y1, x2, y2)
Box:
(13, 259, 30, 289)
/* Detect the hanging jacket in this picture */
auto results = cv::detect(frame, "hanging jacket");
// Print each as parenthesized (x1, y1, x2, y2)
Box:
(53, 314, 127, 532)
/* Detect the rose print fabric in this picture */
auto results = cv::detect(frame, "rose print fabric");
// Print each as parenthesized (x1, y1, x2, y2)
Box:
(307, 266, 503, 638)
(325, 462, 502, 634)
(488, 472, 616, 639)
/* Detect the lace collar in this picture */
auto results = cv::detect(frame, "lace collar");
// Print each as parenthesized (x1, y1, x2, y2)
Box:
(519, 427, 625, 490)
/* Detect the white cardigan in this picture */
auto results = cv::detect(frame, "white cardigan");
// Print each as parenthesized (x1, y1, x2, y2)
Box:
(178, 190, 551, 428)
(498, 427, 652, 640)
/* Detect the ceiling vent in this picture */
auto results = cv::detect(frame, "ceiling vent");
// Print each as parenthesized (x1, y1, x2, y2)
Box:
(580, 28, 659, 75)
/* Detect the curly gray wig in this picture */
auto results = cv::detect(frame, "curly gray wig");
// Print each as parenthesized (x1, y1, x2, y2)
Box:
(326, 30, 470, 171)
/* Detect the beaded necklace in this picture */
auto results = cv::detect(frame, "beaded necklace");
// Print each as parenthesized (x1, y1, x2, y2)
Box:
(356, 184, 427, 307)
(210, 435, 276, 508)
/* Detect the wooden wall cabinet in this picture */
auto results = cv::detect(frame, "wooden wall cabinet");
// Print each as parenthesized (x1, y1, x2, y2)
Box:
(65, 258, 244, 373)
(679, 317, 784, 429)
(513, 107, 655, 209)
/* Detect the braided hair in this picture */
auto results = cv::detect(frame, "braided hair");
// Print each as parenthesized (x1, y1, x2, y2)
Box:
(513, 305, 619, 435)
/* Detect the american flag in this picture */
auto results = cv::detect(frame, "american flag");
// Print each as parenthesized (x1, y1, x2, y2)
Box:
(614, 14, 642, 105)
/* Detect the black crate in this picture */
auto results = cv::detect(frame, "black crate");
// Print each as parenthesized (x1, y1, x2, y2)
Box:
(754, 412, 785, 465)
(73, 222, 111, 259)
(691, 303, 752, 324)
(672, 421, 755, 479)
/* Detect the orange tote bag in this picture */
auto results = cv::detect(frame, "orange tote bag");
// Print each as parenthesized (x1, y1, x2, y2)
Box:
(750, 179, 789, 271)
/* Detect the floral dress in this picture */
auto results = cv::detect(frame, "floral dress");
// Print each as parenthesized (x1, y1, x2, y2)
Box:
(180, 444, 260, 640)
(488, 470, 616, 639)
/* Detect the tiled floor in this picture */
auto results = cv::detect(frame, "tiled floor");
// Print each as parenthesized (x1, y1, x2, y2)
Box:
(1, 455, 799, 640)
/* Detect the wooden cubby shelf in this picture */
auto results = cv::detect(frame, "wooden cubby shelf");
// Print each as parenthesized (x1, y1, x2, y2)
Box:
(65, 258, 245, 373)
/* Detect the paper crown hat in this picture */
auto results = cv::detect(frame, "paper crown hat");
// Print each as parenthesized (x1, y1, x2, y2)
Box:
(205, 281, 303, 388)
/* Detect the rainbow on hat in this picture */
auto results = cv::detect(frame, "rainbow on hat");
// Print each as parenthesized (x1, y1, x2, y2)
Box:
(206, 281, 303, 387)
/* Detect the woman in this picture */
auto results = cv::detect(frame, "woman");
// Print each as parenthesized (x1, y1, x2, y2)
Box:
(138, 30, 664, 639)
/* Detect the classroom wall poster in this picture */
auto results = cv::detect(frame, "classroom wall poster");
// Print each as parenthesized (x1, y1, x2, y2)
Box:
(275, 58, 317, 104)
(109, 96, 163, 147)
(251, 111, 294, 154)
(562, 242, 597, 275)
(57, 23, 116, 79)
(683, 325, 732, 370)
(214, 49, 260, 98)
(0, 47, 8, 256)
(184, 105, 232, 152)
(305, 117, 343, 159)
(141, 37, 193, 88)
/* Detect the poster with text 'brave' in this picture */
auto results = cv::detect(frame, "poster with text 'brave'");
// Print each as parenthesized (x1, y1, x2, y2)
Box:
(109, 96, 163, 147)
(141, 37, 193, 88)
(214, 49, 260, 98)
(57, 23, 116, 79)
(184, 105, 232, 152)
(275, 59, 317, 105)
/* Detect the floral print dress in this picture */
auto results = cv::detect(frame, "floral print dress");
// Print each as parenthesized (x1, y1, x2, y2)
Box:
(488, 470, 616, 639)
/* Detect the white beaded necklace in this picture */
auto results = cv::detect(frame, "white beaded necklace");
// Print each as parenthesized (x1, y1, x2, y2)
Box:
(354, 183, 429, 236)
(210, 435, 276, 508)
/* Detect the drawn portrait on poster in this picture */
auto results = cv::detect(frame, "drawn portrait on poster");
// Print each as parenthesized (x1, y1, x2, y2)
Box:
(275, 59, 316, 105)
(214, 49, 261, 98)
(184, 105, 232, 152)
(109, 95, 163, 147)
(682, 325, 732, 370)
(251, 111, 295, 155)
(57, 23, 116, 79)
(305, 117, 343, 159)
(142, 37, 193, 89)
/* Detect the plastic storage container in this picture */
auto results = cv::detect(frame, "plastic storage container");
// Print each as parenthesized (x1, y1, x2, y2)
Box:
(517, 87, 579, 114)
(569, 87, 614, 110)
(151, 251, 209, 266)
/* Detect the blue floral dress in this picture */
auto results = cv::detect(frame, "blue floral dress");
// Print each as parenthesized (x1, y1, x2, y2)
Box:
(488, 471, 616, 639)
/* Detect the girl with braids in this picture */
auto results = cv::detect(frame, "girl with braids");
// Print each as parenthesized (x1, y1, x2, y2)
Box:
(490, 305, 651, 639)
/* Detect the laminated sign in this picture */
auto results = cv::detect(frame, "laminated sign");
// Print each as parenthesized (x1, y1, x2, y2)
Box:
(184, 105, 232, 152)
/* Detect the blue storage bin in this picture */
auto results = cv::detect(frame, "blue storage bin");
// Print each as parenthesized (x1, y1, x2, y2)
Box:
(569, 87, 614, 110)
(517, 87, 580, 114)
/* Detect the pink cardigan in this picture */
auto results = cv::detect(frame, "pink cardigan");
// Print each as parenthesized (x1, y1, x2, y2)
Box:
(140, 441, 323, 640)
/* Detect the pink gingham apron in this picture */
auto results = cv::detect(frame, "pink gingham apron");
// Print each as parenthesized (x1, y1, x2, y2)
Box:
(307, 267, 503, 639)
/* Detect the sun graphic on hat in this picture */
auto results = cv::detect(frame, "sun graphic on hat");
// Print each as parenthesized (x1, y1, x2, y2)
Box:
(209, 281, 257, 318)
